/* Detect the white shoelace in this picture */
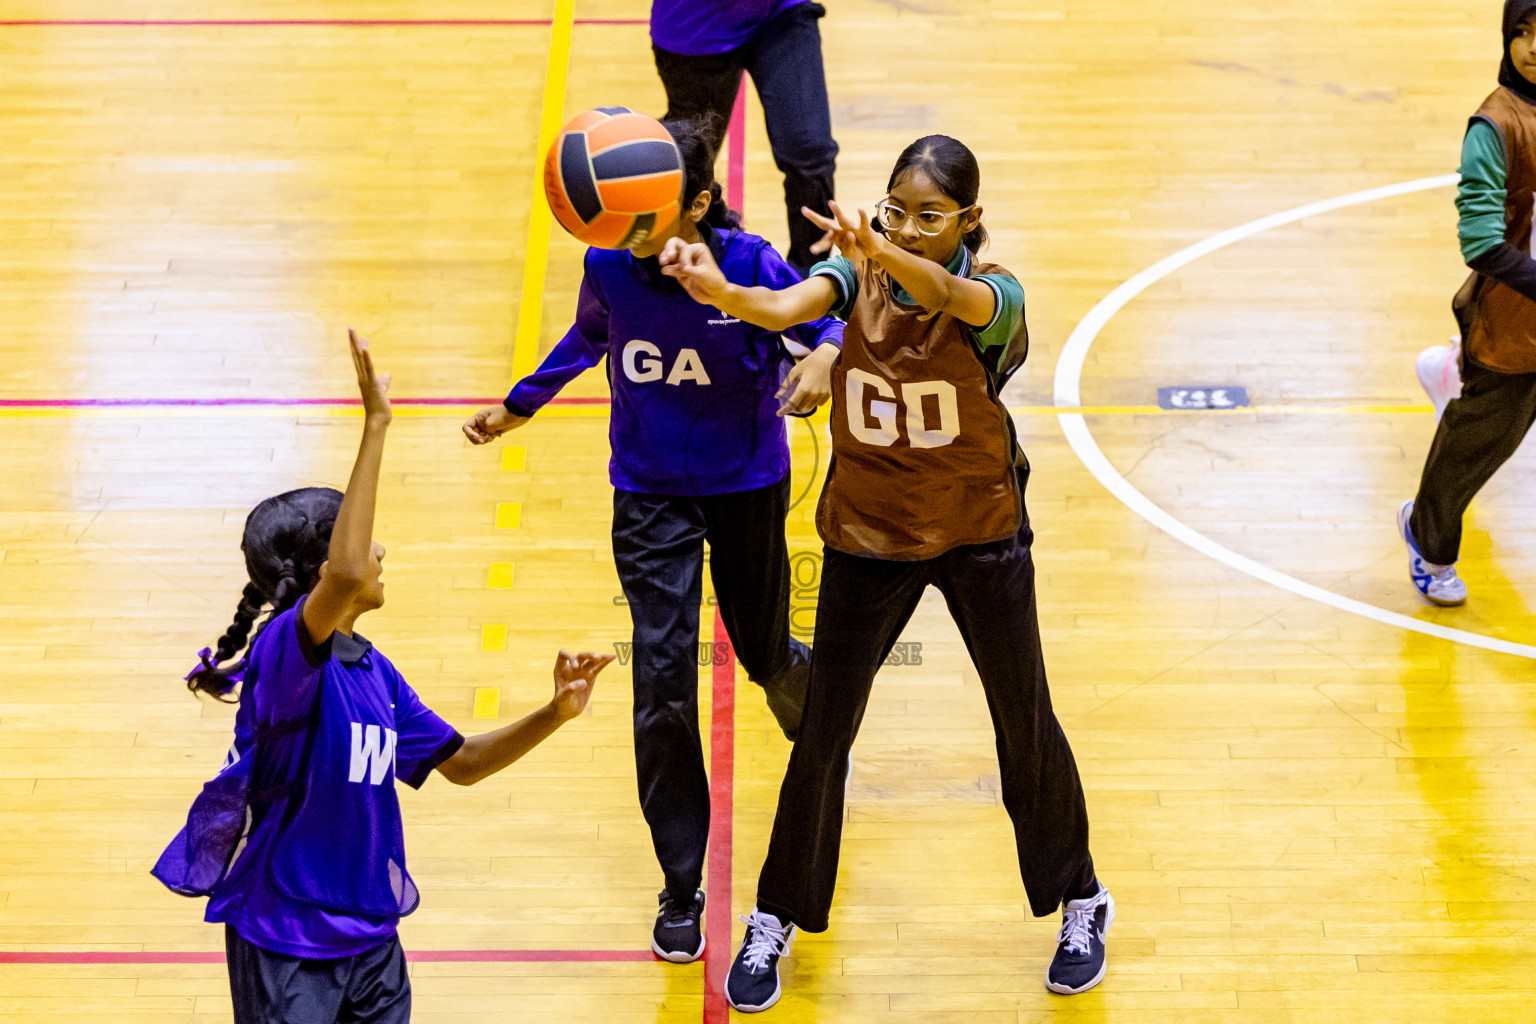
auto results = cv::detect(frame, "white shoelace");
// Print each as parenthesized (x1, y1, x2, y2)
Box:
(738, 910, 794, 973)
(1056, 892, 1105, 956)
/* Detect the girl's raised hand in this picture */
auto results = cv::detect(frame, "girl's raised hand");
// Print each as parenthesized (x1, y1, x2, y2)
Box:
(348, 328, 392, 424)
(551, 650, 616, 721)
(803, 201, 884, 265)
(659, 237, 730, 305)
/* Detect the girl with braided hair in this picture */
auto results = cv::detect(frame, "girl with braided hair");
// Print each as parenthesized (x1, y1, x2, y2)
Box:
(156, 329, 615, 1024)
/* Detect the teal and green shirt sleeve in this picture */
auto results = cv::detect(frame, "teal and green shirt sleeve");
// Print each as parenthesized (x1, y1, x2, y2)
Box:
(972, 274, 1025, 350)
(1458, 119, 1509, 263)
(809, 256, 858, 320)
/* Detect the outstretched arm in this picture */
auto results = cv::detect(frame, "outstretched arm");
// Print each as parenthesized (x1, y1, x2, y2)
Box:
(464, 271, 610, 444)
(437, 651, 615, 786)
(659, 238, 839, 331)
(304, 329, 390, 646)
(805, 202, 997, 327)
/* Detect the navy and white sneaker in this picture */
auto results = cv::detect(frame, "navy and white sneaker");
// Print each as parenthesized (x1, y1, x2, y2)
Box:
(1046, 886, 1114, 995)
(651, 889, 706, 963)
(1397, 499, 1467, 606)
(725, 908, 797, 1012)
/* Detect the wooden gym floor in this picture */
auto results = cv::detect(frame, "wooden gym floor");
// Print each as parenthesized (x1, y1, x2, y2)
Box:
(2, 1, 1534, 1021)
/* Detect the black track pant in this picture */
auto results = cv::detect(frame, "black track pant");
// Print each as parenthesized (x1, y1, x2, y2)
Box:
(227, 927, 410, 1024)
(756, 500, 1097, 931)
(652, 2, 838, 275)
(614, 474, 811, 903)
(1410, 346, 1536, 565)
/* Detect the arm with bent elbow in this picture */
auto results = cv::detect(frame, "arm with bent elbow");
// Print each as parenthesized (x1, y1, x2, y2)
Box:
(658, 237, 839, 330)
(437, 651, 615, 786)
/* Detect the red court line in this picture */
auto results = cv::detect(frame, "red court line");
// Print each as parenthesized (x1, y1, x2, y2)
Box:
(0, 949, 655, 965)
(0, 397, 608, 408)
(704, 610, 737, 1024)
(725, 74, 748, 212)
(700, 75, 750, 1024)
(0, 19, 647, 27)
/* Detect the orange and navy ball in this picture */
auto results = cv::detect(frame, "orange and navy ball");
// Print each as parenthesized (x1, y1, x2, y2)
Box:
(543, 107, 684, 249)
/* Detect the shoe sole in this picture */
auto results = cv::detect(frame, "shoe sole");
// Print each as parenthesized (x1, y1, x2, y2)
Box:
(1415, 342, 1460, 418)
(650, 934, 705, 963)
(726, 976, 782, 1013)
(1414, 346, 1447, 402)
(1045, 893, 1116, 996)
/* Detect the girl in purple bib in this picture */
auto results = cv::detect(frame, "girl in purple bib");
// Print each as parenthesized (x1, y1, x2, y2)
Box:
(461, 117, 844, 964)
(156, 330, 614, 1024)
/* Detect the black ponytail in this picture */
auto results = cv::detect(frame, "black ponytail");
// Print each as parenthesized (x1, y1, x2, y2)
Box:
(664, 114, 742, 232)
(186, 487, 343, 701)
(887, 134, 988, 252)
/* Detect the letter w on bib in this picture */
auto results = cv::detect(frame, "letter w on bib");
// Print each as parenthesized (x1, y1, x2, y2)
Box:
(349, 723, 397, 785)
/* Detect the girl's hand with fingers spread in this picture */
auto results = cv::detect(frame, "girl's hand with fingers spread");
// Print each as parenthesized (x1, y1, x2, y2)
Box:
(660, 238, 730, 305)
(348, 328, 393, 426)
(463, 405, 529, 445)
(803, 202, 886, 266)
(551, 650, 615, 721)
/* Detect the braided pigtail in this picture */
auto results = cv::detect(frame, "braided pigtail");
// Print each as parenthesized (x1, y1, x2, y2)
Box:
(186, 581, 265, 701)
(267, 566, 306, 623)
(183, 486, 343, 703)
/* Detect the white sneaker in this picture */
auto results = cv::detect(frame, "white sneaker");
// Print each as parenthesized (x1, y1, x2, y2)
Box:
(1397, 500, 1467, 606)
(1415, 338, 1462, 420)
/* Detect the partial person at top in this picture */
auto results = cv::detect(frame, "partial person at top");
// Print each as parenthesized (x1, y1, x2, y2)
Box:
(650, 0, 839, 276)
(1399, 0, 1536, 607)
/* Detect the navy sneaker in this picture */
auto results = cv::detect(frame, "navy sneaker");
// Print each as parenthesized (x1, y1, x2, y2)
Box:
(1046, 887, 1113, 995)
(725, 908, 797, 1012)
(651, 889, 706, 963)
(1397, 499, 1467, 606)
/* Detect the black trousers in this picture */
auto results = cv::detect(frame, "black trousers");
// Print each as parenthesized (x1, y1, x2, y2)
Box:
(613, 474, 811, 902)
(226, 926, 410, 1024)
(756, 496, 1098, 931)
(1410, 345, 1536, 565)
(653, 2, 838, 275)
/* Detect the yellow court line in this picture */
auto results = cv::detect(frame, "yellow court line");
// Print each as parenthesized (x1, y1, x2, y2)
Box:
(508, 0, 575, 388)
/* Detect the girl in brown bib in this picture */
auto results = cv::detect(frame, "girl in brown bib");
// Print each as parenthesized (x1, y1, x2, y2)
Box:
(661, 135, 1109, 1010)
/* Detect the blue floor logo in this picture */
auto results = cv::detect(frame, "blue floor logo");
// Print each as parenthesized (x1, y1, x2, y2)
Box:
(1156, 386, 1249, 410)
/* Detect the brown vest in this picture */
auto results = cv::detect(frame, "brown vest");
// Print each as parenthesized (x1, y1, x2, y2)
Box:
(816, 255, 1025, 560)
(1463, 87, 1536, 373)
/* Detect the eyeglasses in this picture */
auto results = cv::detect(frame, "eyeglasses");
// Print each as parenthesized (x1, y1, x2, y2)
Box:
(874, 198, 976, 236)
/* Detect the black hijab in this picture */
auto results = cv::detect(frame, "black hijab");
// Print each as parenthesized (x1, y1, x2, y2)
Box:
(1499, 0, 1536, 103)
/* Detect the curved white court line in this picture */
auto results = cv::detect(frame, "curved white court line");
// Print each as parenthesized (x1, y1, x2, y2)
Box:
(1051, 173, 1536, 660)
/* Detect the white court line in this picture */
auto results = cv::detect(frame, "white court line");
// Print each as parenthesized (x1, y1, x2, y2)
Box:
(1050, 173, 1536, 661)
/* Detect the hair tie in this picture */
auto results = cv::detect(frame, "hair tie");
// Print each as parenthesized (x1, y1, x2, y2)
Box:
(185, 647, 247, 689)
